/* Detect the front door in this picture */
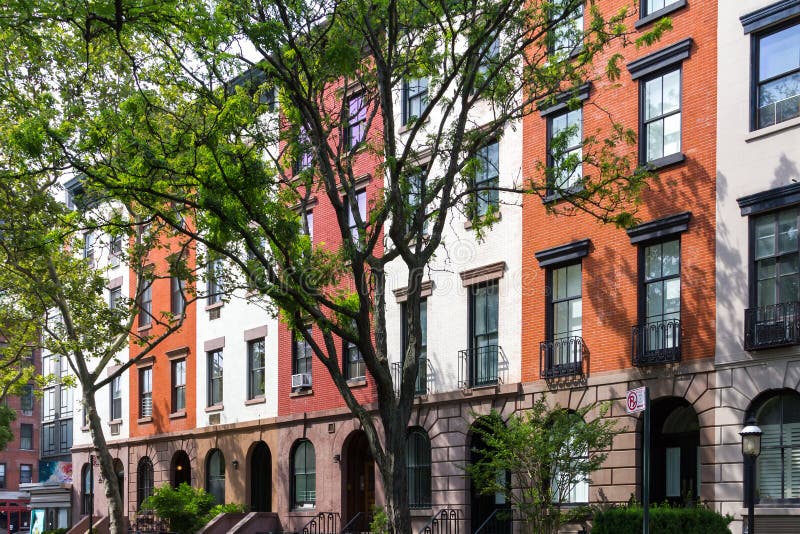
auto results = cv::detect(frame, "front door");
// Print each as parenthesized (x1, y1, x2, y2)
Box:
(344, 431, 375, 527)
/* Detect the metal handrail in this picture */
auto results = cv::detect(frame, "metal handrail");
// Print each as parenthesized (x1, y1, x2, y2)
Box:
(419, 508, 459, 534)
(539, 336, 584, 379)
(458, 345, 503, 388)
(473, 508, 511, 534)
(300, 512, 340, 534)
(631, 319, 681, 366)
(341, 511, 373, 533)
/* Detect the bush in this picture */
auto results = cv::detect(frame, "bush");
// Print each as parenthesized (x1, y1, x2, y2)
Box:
(142, 483, 216, 534)
(204, 502, 247, 524)
(592, 504, 733, 534)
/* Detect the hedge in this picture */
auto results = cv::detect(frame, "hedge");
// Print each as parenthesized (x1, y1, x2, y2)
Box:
(591, 504, 733, 534)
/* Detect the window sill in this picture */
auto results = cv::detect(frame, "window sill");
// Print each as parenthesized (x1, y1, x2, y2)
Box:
(347, 377, 367, 388)
(81, 425, 90, 432)
(410, 508, 433, 517)
(464, 210, 502, 229)
(290, 388, 314, 398)
(137, 416, 153, 424)
(108, 419, 122, 426)
(635, 0, 687, 29)
(644, 152, 685, 171)
(245, 397, 266, 406)
(137, 324, 152, 333)
(205, 404, 224, 413)
(169, 411, 186, 420)
(290, 506, 317, 513)
(543, 185, 585, 205)
(746, 115, 800, 142)
(205, 302, 224, 312)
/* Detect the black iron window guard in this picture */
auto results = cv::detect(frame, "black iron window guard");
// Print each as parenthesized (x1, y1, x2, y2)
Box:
(458, 345, 501, 388)
(540, 336, 584, 379)
(631, 319, 681, 365)
(744, 302, 800, 350)
(391, 357, 429, 396)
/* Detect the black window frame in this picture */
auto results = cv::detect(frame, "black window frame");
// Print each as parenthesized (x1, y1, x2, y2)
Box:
(547, 0, 584, 57)
(639, 66, 683, 167)
(473, 141, 500, 218)
(406, 428, 432, 508)
(20, 423, 33, 450)
(247, 338, 266, 400)
(467, 280, 499, 387)
(20, 384, 34, 415)
(207, 349, 224, 407)
(344, 338, 365, 380)
(402, 78, 428, 125)
(401, 299, 428, 395)
(172, 358, 186, 413)
(109, 286, 122, 310)
(207, 258, 223, 306)
(637, 0, 687, 28)
(206, 449, 226, 505)
(749, 17, 800, 130)
(546, 262, 583, 343)
(346, 189, 367, 246)
(110, 375, 122, 420)
(171, 276, 186, 316)
(546, 106, 583, 197)
(81, 463, 93, 514)
(137, 282, 153, 328)
(291, 439, 316, 509)
(0, 463, 4, 488)
(136, 457, 154, 510)
(139, 367, 152, 418)
(635, 238, 682, 362)
(345, 92, 367, 149)
(292, 329, 313, 376)
(19, 463, 32, 484)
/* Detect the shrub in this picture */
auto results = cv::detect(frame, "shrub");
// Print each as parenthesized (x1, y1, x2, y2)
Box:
(142, 483, 216, 534)
(591, 503, 733, 534)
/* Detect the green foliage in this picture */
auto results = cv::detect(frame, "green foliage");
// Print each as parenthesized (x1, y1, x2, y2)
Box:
(466, 399, 618, 534)
(42, 529, 68, 534)
(370, 506, 390, 534)
(592, 503, 734, 534)
(0, 405, 16, 451)
(142, 483, 216, 534)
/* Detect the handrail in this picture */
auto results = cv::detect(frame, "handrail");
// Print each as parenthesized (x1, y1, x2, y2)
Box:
(341, 511, 373, 533)
(473, 508, 510, 534)
(419, 508, 459, 534)
(631, 319, 681, 365)
(540, 336, 584, 379)
(300, 512, 340, 534)
(458, 345, 503, 388)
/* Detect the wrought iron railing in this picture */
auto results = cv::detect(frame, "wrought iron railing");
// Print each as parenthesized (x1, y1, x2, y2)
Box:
(300, 512, 340, 534)
(631, 319, 681, 365)
(473, 508, 511, 534)
(341, 511, 373, 533)
(128, 510, 171, 533)
(540, 336, 584, 379)
(744, 302, 800, 350)
(420, 508, 459, 534)
(392, 357, 429, 396)
(458, 345, 502, 388)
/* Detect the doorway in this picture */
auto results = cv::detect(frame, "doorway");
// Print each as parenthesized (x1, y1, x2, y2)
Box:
(250, 441, 272, 512)
(343, 431, 375, 526)
(649, 398, 700, 504)
(469, 417, 509, 532)
(171, 450, 191, 488)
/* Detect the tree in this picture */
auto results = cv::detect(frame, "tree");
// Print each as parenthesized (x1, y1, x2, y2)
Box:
(0, 0, 669, 531)
(466, 400, 618, 534)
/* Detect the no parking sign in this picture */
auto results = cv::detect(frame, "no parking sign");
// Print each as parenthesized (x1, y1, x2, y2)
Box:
(626, 386, 647, 414)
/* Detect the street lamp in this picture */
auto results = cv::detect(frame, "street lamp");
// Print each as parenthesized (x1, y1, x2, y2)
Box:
(740, 417, 762, 534)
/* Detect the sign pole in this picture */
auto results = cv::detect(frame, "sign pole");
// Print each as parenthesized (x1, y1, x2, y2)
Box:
(89, 454, 94, 534)
(643, 387, 650, 534)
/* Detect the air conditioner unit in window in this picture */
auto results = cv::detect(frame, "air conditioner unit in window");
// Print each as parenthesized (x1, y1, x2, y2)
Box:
(291, 373, 312, 389)
(209, 413, 221, 425)
(109, 423, 120, 436)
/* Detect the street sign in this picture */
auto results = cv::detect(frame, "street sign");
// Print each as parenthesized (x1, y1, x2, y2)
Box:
(626, 386, 646, 414)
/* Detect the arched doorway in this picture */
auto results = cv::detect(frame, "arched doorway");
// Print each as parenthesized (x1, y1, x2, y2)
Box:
(249, 442, 272, 512)
(343, 431, 375, 526)
(206, 449, 226, 505)
(649, 397, 700, 504)
(171, 450, 191, 488)
(469, 416, 509, 532)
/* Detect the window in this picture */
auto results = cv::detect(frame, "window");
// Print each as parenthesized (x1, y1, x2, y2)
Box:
(207, 259, 223, 305)
(642, 0, 683, 17)
(754, 21, 800, 129)
(405, 171, 427, 234)
(81, 463, 93, 514)
(20, 464, 32, 484)
(137, 457, 154, 510)
(293, 330, 312, 375)
(172, 359, 186, 412)
(754, 208, 800, 308)
(751, 390, 800, 502)
(548, 108, 582, 193)
(344, 339, 365, 380)
(83, 231, 95, 263)
(474, 142, 499, 218)
(549, 0, 583, 56)
(139, 367, 152, 418)
(171, 276, 185, 316)
(207, 349, 223, 406)
(0, 464, 4, 488)
(642, 69, 681, 163)
(550, 413, 589, 504)
(137, 282, 152, 328)
(206, 449, 226, 505)
(546, 263, 583, 373)
(292, 440, 316, 508)
(110, 376, 122, 420)
(403, 78, 428, 125)
(346, 94, 366, 149)
(110, 233, 122, 267)
(347, 189, 367, 245)
(295, 127, 314, 173)
(20, 423, 33, 450)
(109, 286, 122, 310)
(401, 300, 428, 395)
(248, 339, 265, 399)
(640, 240, 681, 353)
(301, 210, 314, 243)
(20, 385, 34, 415)
(406, 429, 431, 508)
(469, 282, 499, 387)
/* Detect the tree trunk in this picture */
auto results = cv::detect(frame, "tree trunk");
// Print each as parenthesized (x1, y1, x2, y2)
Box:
(376, 413, 412, 534)
(84, 388, 126, 534)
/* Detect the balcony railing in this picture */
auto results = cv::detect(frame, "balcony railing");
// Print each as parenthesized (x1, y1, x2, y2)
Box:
(540, 336, 584, 379)
(458, 345, 503, 389)
(744, 302, 800, 350)
(631, 319, 681, 366)
(392, 357, 429, 396)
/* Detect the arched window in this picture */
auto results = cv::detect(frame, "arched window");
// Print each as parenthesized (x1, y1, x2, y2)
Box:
(81, 463, 93, 515)
(406, 428, 431, 508)
(750, 390, 800, 502)
(291, 440, 316, 508)
(136, 457, 154, 510)
(206, 449, 226, 505)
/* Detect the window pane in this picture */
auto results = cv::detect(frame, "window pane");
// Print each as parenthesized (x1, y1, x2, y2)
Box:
(662, 240, 680, 276)
(647, 282, 663, 317)
(566, 264, 581, 297)
(645, 244, 661, 280)
(569, 299, 582, 334)
(647, 120, 664, 161)
(645, 76, 662, 120)
(554, 301, 569, 336)
(778, 210, 799, 253)
(662, 113, 681, 156)
(664, 278, 681, 314)
(759, 25, 800, 81)
(662, 70, 681, 114)
(756, 216, 777, 259)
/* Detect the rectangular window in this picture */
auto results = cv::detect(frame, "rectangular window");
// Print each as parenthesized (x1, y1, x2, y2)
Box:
(208, 350, 223, 406)
(137, 282, 153, 328)
(642, 69, 681, 163)
(0, 464, 4, 488)
(346, 94, 366, 148)
(293, 330, 313, 375)
(171, 276, 186, 316)
(248, 339, 266, 399)
(295, 127, 313, 173)
(344, 340, 365, 380)
(644, 0, 681, 16)
(207, 259, 223, 305)
(139, 367, 152, 418)
(469, 282, 499, 386)
(546, 263, 583, 372)
(20, 385, 34, 415)
(641, 240, 681, 353)
(403, 78, 428, 125)
(550, 0, 583, 56)
(301, 210, 314, 243)
(83, 231, 95, 262)
(20, 423, 33, 450)
(475, 142, 499, 217)
(109, 286, 122, 310)
(755, 21, 800, 129)
(401, 300, 428, 394)
(754, 208, 800, 308)
(20, 464, 32, 484)
(172, 359, 186, 412)
(110, 233, 122, 267)
(548, 108, 583, 193)
(347, 190, 367, 244)
(110, 376, 122, 420)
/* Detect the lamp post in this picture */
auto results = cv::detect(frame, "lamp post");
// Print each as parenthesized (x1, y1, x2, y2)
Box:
(740, 418, 762, 534)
